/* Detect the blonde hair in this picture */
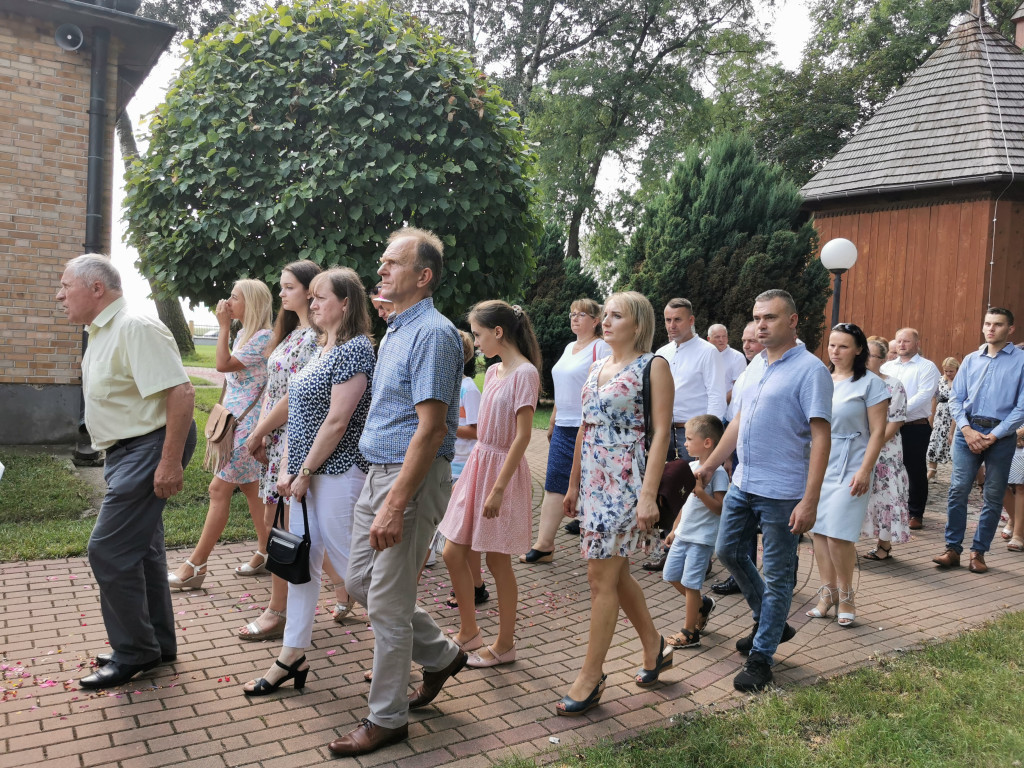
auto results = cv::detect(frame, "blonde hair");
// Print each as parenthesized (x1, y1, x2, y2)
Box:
(942, 357, 960, 371)
(233, 279, 273, 348)
(309, 267, 372, 346)
(605, 291, 655, 353)
(459, 330, 475, 365)
(570, 298, 603, 340)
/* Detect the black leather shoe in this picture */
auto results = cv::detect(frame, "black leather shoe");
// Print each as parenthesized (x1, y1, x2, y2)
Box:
(95, 652, 176, 668)
(79, 659, 160, 689)
(564, 520, 581, 536)
(736, 622, 797, 656)
(711, 576, 741, 595)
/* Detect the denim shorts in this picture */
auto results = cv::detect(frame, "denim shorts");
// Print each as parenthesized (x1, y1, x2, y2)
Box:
(663, 539, 714, 590)
(544, 425, 578, 495)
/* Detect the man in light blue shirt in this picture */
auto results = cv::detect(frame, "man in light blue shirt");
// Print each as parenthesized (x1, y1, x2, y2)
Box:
(698, 289, 832, 693)
(332, 228, 465, 758)
(934, 308, 1024, 573)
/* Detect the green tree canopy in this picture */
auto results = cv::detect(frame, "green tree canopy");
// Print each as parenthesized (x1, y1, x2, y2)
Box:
(521, 222, 602, 396)
(124, 0, 539, 314)
(619, 133, 830, 350)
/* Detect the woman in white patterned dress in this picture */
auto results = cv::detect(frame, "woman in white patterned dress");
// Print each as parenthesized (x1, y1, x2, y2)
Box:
(861, 337, 911, 560)
(926, 357, 960, 479)
(169, 279, 273, 589)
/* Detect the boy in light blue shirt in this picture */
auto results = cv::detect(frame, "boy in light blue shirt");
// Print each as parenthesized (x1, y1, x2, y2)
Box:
(663, 415, 730, 648)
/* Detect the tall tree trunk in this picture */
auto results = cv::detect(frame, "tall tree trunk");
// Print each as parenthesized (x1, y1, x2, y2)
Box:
(116, 112, 195, 357)
(566, 152, 605, 262)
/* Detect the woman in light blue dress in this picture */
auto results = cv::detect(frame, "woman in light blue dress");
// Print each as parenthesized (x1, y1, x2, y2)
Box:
(807, 323, 888, 627)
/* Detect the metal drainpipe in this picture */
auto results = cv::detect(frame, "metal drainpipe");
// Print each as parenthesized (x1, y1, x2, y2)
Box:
(73, 24, 110, 465)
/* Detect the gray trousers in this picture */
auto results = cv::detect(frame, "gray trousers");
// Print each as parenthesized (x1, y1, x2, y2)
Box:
(88, 422, 197, 665)
(346, 458, 460, 729)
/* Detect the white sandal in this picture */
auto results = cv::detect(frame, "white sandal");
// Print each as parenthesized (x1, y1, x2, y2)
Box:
(332, 602, 354, 624)
(235, 550, 268, 576)
(168, 559, 207, 591)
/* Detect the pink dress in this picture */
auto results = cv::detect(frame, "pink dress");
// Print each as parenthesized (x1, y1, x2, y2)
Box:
(438, 362, 539, 554)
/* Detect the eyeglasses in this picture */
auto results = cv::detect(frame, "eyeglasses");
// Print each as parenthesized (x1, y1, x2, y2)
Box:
(569, 312, 593, 320)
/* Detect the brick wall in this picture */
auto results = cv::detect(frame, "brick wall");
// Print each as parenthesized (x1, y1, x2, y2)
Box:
(0, 11, 117, 388)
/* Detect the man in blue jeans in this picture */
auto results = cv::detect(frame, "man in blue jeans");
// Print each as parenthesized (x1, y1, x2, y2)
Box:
(697, 289, 832, 692)
(934, 308, 1024, 573)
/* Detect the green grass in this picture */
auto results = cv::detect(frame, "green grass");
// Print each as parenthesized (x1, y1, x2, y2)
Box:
(181, 344, 217, 367)
(524, 611, 1024, 768)
(0, 386, 262, 561)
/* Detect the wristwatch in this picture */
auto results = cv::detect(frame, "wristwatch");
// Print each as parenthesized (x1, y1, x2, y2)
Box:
(300, 466, 312, 477)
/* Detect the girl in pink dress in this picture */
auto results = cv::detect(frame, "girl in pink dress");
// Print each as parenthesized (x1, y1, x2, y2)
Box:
(438, 301, 541, 668)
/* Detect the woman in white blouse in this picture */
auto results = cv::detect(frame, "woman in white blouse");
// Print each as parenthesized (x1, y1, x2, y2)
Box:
(520, 298, 609, 564)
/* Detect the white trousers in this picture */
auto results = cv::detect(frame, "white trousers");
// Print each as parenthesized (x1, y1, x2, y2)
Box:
(283, 466, 366, 648)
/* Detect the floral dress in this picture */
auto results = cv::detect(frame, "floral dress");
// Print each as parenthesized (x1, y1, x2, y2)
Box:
(926, 376, 954, 465)
(577, 353, 653, 560)
(259, 327, 319, 503)
(217, 328, 272, 485)
(439, 363, 539, 554)
(862, 375, 911, 543)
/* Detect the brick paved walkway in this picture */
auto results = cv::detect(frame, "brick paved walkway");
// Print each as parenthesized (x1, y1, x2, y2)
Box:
(3, 430, 1023, 768)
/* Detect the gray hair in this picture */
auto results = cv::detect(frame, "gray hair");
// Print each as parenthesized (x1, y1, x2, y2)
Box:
(67, 254, 122, 292)
(707, 323, 728, 336)
(754, 288, 797, 316)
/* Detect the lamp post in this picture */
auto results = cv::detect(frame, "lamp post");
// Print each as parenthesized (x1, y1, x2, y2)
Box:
(820, 238, 858, 328)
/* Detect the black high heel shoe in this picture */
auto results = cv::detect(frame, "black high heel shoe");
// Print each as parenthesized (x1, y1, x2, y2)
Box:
(519, 548, 554, 564)
(243, 655, 309, 696)
(635, 637, 673, 688)
(555, 674, 607, 717)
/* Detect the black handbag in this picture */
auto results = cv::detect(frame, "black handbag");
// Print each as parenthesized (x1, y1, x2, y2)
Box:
(266, 496, 312, 584)
(642, 357, 697, 533)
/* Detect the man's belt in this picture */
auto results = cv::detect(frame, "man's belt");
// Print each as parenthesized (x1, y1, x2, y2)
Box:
(969, 416, 999, 429)
(114, 426, 165, 449)
(904, 418, 930, 426)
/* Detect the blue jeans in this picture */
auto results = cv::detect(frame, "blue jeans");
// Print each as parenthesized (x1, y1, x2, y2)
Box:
(945, 428, 1017, 554)
(716, 487, 800, 663)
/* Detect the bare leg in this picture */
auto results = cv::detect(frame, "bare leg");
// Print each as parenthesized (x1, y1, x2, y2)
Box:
(443, 540, 480, 644)
(474, 552, 517, 658)
(808, 533, 838, 615)
(323, 555, 350, 604)
(237, 481, 268, 569)
(562, 557, 626, 702)
(615, 566, 662, 669)
(531, 491, 565, 552)
(683, 588, 702, 632)
(826, 537, 858, 595)
(238, 501, 288, 636)
(1011, 486, 1024, 544)
(468, 550, 484, 589)
(172, 476, 233, 580)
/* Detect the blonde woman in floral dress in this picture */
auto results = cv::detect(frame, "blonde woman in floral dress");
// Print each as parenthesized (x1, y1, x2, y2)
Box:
(555, 291, 675, 717)
(926, 357, 960, 480)
(169, 279, 273, 589)
(861, 337, 911, 560)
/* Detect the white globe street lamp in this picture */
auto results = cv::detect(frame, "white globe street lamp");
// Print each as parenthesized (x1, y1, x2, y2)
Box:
(820, 238, 858, 328)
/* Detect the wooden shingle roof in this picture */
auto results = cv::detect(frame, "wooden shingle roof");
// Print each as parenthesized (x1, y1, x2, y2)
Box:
(801, 15, 1024, 202)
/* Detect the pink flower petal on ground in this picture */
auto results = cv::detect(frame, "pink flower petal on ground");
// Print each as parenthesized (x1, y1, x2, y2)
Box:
(326, 650, 336, 656)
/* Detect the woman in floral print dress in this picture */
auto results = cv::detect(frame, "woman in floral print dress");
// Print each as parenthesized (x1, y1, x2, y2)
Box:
(861, 337, 911, 559)
(556, 291, 675, 717)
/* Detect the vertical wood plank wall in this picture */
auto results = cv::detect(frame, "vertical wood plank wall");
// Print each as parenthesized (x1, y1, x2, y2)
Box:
(811, 197, 1000, 362)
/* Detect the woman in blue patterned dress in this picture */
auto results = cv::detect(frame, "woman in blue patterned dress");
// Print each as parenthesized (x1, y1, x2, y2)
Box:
(242, 267, 375, 696)
(555, 291, 675, 717)
(169, 279, 273, 589)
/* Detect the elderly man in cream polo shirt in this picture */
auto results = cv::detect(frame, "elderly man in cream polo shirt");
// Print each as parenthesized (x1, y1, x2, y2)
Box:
(57, 254, 197, 690)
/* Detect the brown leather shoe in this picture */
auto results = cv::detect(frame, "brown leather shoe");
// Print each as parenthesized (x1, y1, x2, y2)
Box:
(932, 548, 961, 568)
(908, 517, 923, 530)
(408, 650, 467, 709)
(327, 718, 408, 757)
(968, 551, 988, 573)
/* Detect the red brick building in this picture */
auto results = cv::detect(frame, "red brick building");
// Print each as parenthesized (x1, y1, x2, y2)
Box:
(802, 2, 1024, 361)
(0, 0, 173, 443)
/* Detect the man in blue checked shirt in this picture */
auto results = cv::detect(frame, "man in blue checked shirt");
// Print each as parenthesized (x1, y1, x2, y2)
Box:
(697, 289, 833, 694)
(330, 227, 465, 758)
(934, 308, 1024, 574)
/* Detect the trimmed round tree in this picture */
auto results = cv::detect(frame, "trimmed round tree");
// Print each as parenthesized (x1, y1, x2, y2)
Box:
(124, 0, 539, 314)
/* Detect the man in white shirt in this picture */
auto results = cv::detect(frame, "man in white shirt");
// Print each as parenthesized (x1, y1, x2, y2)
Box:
(881, 327, 940, 529)
(708, 324, 748, 404)
(646, 298, 726, 571)
(656, 299, 727, 459)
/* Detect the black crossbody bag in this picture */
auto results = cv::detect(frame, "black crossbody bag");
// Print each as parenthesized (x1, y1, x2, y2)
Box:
(266, 496, 312, 584)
